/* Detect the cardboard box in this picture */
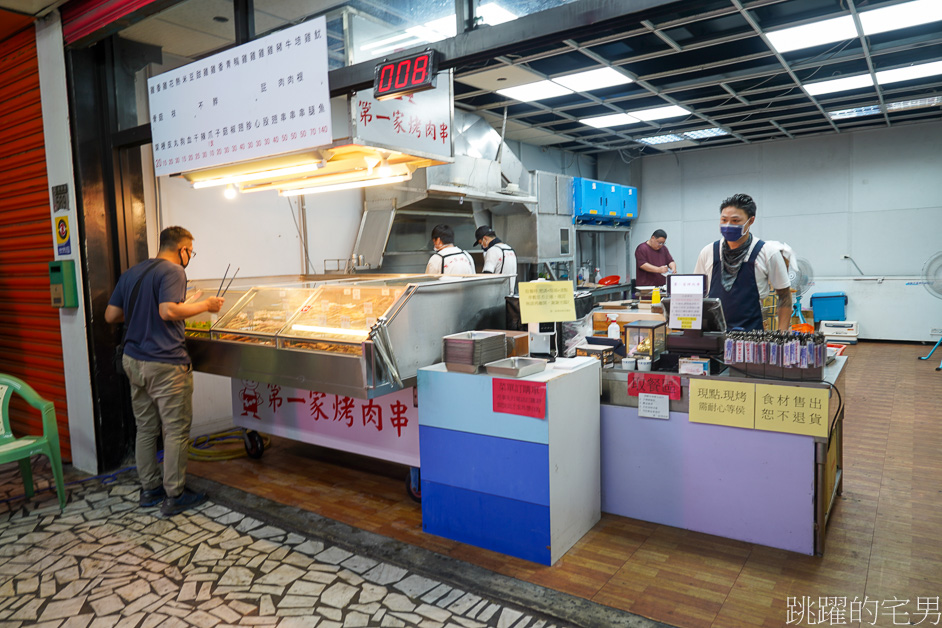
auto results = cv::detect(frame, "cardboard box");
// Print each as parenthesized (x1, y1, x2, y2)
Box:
(482, 329, 529, 357)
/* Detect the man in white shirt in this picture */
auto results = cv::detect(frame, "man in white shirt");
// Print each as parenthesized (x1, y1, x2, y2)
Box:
(425, 224, 475, 275)
(693, 193, 792, 331)
(473, 225, 517, 291)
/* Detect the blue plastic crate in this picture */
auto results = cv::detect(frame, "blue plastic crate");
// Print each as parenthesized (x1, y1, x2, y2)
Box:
(810, 292, 847, 322)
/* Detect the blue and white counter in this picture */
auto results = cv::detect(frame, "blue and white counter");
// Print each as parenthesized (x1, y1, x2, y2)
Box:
(417, 358, 601, 565)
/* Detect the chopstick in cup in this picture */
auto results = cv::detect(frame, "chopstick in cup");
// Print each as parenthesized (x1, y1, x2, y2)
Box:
(221, 267, 239, 298)
(216, 264, 231, 297)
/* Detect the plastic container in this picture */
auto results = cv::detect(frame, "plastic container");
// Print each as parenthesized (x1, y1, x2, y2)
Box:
(810, 292, 847, 322)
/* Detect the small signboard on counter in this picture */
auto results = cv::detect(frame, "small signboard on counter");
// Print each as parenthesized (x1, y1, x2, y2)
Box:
(638, 393, 670, 420)
(492, 379, 547, 420)
(668, 274, 704, 330)
(688, 378, 755, 429)
(627, 373, 682, 400)
(148, 17, 332, 177)
(518, 281, 576, 324)
(755, 383, 829, 438)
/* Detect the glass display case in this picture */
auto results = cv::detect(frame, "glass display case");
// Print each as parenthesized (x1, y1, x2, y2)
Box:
(211, 286, 317, 345)
(279, 284, 407, 355)
(184, 287, 248, 337)
(625, 320, 667, 359)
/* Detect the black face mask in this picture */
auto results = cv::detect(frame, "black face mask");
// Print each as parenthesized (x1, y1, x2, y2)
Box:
(178, 248, 191, 269)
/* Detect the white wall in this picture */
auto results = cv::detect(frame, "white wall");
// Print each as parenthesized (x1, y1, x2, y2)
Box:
(631, 120, 942, 340)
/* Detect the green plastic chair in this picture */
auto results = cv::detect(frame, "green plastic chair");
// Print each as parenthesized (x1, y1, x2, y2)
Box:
(0, 373, 67, 510)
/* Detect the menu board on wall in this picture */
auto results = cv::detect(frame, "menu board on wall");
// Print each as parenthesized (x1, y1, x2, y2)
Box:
(148, 17, 332, 177)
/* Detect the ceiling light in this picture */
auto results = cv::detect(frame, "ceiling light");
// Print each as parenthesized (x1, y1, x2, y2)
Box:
(579, 113, 640, 128)
(223, 184, 237, 199)
(405, 15, 456, 43)
(627, 105, 690, 122)
(876, 60, 942, 85)
(637, 134, 684, 145)
(378, 157, 392, 177)
(766, 15, 857, 54)
(360, 32, 418, 52)
(682, 127, 729, 139)
(497, 80, 574, 102)
(886, 95, 942, 112)
(191, 161, 326, 188)
(860, 0, 942, 36)
(476, 2, 517, 25)
(279, 174, 412, 197)
(804, 74, 874, 96)
(828, 104, 883, 120)
(552, 67, 633, 92)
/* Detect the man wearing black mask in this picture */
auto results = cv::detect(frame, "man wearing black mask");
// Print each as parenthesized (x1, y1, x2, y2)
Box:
(694, 194, 791, 331)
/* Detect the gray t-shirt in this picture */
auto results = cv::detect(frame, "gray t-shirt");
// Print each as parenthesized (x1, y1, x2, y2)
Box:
(108, 259, 189, 364)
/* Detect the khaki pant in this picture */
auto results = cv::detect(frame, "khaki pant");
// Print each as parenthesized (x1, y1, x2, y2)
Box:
(123, 355, 193, 497)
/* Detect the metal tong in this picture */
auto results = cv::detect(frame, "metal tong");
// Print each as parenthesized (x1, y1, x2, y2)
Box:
(216, 264, 240, 298)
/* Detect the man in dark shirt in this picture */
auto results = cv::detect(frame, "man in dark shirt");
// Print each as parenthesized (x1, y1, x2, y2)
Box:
(105, 226, 223, 517)
(634, 229, 677, 287)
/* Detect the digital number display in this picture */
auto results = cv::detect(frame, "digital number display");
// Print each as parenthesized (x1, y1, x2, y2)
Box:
(373, 50, 439, 101)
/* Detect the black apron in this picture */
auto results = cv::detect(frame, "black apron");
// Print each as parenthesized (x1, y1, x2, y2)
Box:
(708, 239, 766, 332)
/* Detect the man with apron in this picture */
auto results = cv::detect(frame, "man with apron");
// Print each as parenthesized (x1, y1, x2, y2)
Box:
(426, 224, 475, 275)
(473, 225, 518, 292)
(694, 194, 792, 331)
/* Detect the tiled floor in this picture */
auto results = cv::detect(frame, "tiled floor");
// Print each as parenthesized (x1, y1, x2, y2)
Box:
(0, 463, 644, 627)
(4, 341, 940, 628)
(184, 341, 942, 628)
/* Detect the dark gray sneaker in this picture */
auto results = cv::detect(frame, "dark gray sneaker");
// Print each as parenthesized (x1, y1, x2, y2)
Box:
(139, 486, 166, 508)
(159, 488, 207, 517)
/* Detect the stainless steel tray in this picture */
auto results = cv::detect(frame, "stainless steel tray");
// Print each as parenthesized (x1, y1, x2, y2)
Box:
(485, 357, 548, 378)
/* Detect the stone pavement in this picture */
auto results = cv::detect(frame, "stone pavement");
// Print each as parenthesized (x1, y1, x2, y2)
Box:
(0, 460, 663, 628)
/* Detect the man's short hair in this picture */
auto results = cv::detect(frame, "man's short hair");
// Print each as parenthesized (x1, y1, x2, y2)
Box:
(431, 224, 455, 245)
(720, 193, 756, 218)
(651, 229, 667, 240)
(159, 226, 194, 250)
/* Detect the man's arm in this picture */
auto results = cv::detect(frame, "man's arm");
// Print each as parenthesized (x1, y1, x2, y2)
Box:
(775, 287, 793, 331)
(104, 305, 124, 324)
(159, 297, 224, 321)
(639, 262, 669, 273)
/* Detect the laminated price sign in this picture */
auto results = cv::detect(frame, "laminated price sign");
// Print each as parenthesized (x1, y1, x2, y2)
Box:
(689, 379, 755, 429)
(518, 281, 576, 324)
(492, 379, 547, 420)
(755, 383, 829, 438)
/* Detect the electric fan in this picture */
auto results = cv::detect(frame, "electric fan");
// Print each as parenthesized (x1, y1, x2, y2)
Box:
(788, 257, 815, 324)
(917, 251, 942, 370)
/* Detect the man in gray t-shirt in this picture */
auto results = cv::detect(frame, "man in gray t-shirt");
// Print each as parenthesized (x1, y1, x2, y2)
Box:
(106, 226, 223, 517)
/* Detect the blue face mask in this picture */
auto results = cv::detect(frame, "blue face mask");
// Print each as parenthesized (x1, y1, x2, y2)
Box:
(720, 221, 750, 241)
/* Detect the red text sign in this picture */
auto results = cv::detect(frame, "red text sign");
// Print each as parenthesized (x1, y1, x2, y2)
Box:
(627, 373, 682, 400)
(492, 379, 547, 420)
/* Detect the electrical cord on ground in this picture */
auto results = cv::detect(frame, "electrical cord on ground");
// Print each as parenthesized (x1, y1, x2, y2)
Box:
(188, 429, 270, 462)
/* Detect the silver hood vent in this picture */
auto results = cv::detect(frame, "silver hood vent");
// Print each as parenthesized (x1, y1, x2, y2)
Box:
(355, 111, 539, 269)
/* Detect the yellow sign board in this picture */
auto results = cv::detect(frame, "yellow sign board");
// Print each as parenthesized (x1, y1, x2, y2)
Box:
(754, 384, 829, 438)
(518, 281, 577, 324)
(688, 379, 755, 429)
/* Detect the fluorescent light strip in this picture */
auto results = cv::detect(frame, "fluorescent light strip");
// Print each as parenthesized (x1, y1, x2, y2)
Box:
(828, 104, 882, 120)
(191, 162, 325, 189)
(279, 174, 412, 197)
(804, 74, 874, 96)
(860, 0, 942, 36)
(359, 32, 415, 52)
(886, 95, 942, 111)
(682, 127, 728, 139)
(876, 60, 942, 85)
(497, 80, 574, 102)
(637, 134, 684, 145)
(628, 105, 690, 122)
(579, 113, 640, 128)
(766, 15, 856, 54)
(553, 67, 633, 92)
(289, 324, 369, 337)
(369, 37, 425, 57)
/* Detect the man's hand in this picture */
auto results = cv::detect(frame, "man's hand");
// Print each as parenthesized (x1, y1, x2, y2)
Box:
(204, 296, 224, 313)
